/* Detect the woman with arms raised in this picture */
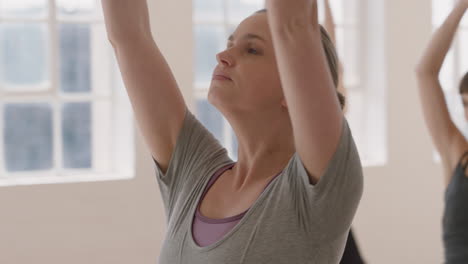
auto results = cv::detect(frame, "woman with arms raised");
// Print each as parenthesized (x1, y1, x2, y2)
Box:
(415, 0, 468, 262)
(102, 0, 363, 263)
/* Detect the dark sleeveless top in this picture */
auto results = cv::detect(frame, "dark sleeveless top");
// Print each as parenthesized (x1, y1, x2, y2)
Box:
(340, 230, 366, 264)
(443, 151, 468, 263)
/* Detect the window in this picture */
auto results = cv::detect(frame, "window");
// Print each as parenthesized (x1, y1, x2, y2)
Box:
(432, 0, 468, 136)
(0, 0, 134, 186)
(192, 0, 385, 165)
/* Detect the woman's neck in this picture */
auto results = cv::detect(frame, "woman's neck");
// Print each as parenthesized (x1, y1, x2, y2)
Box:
(227, 109, 296, 190)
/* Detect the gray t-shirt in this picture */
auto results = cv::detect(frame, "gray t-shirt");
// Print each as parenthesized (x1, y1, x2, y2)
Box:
(153, 108, 363, 264)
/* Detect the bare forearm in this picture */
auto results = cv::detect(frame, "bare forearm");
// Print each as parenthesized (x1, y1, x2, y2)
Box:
(101, 0, 153, 44)
(323, 0, 336, 45)
(415, 1, 468, 161)
(266, 1, 342, 180)
(266, 1, 340, 125)
(416, 2, 467, 76)
(270, 28, 341, 129)
(266, 3, 339, 116)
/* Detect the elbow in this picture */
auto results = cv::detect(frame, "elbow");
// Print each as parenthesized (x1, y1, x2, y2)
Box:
(104, 27, 127, 47)
(106, 30, 154, 50)
(414, 64, 439, 79)
(105, 30, 133, 47)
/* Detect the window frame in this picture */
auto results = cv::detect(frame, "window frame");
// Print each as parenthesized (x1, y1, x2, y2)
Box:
(0, 0, 134, 186)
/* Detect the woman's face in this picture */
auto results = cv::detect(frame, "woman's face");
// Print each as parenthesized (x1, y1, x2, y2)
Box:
(208, 12, 285, 113)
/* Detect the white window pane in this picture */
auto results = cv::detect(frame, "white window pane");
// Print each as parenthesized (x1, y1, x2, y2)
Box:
(345, 91, 365, 156)
(336, 27, 360, 87)
(227, 0, 264, 24)
(56, 0, 101, 19)
(319, 0, 340, 25)
(0, 23, 49, 91)
(0, 0, 47, 18)
(92, 100, 112, 172)
(431, 0, 468, 27)
(61, 22, 111, 96)
(459, 30, 468, 79)
(60, 23, 110, 95)
(440, 48, 455, 91)
(432, 0, 454, 26)
(462, 12, 468, 27)
(112, 96, 134, 174)
(319, 0, 358, 25)
(231, 127, 238, 160)
(196, 98, 224, 144)
(59, 23, 91, 93)
(62, 102, 92, 169)
(194, 24, 225, 87)
(194, 0, 223, 21)
(227, 25, 236, 35)
(444, 90, 465, 128)
(340, 0, 358, 25)
(4, 103, 53, 172)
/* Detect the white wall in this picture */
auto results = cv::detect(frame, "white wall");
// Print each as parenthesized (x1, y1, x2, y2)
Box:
(354, 0, 447, 263)
(0, 0, 453, 263)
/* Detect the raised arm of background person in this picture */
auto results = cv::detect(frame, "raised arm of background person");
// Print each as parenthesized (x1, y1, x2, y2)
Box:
(415, 0, 468, 182)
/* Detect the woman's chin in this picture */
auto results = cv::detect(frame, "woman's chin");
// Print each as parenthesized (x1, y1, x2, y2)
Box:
(208, 90, 235, 108)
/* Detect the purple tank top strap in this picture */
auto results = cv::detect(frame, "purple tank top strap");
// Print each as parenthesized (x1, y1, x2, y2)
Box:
(192, 165, 284, 247)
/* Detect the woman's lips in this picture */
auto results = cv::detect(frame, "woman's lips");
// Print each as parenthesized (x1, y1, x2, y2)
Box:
(212, 75, 232, 81)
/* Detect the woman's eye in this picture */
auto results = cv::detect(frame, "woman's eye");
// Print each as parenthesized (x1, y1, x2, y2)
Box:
(248, 48, 259, 54)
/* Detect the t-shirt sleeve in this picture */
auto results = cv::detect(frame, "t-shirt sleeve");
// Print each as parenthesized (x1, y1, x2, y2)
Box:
(152, 107, 230, 219)
(283, 118, 364, 241)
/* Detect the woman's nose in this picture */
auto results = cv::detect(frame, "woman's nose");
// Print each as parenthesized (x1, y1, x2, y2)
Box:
(216, 50, 234, 67)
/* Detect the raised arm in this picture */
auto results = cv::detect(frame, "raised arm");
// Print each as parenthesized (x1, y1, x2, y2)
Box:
(323, 0, 336, 45)
(323, 0, 347, 114)
(266, 0, 343, 184)
(415, 0, 468, 178)
(102, 0, 187, 174)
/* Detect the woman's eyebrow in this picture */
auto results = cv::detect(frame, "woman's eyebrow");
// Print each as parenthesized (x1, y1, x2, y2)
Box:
(228, 33, 266, 42)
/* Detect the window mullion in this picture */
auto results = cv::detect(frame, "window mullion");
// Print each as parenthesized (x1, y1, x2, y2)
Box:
(454, 32, 461, 89)
(110, 47, 117, 173)
(222, 0, 231, 157)
(0, 18, 49, 23)
(0, 6, 3, 174)
(49, 0, 62, 176)
(360, 0, 373, 160)
(0, 102, 4, 175)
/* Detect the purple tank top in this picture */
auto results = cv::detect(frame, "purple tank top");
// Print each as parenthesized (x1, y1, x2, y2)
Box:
(192, 163, 282, 247)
